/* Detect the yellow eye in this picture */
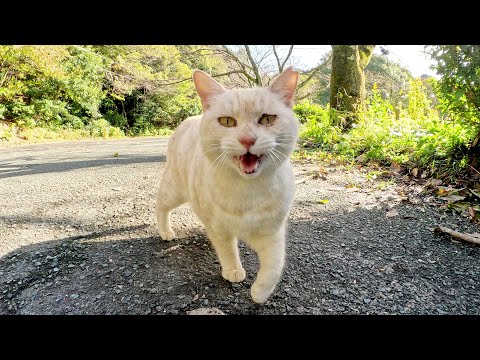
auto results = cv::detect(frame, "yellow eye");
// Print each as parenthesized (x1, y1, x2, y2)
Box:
(258, 114, 276, 126)
(218, 116, 237, 127)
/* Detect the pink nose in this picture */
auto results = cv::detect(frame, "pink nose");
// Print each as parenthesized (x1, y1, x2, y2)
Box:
(239, 136, 256, 150)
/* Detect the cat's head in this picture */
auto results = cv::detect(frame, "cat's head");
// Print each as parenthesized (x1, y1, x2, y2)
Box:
(193, 67, 299, 179)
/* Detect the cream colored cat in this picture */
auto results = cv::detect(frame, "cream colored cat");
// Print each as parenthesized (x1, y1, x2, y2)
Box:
(156, 67, 299, 303)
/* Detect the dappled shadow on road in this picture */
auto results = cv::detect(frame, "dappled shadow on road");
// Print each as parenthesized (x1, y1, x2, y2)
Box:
(1, 202, 480, 315)
(0, 154, 165, 179)
(0, 223, 261, 315)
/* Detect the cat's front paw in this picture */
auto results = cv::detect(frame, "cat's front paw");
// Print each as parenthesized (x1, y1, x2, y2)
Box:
(250, 282, 275, 304)
(159, 229, 176, 241)
(222, 268, 246, 283)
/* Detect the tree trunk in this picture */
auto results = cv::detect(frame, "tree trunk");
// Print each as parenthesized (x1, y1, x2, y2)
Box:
(469, 129, 480, 170)
(330, 45, 375, 130)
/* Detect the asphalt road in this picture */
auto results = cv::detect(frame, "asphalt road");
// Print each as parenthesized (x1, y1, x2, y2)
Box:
(1, 137, 479, 314)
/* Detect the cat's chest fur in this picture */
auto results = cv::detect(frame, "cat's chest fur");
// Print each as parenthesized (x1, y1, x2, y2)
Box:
(191, 166, 294, 239)
(168, 116, 294, 239)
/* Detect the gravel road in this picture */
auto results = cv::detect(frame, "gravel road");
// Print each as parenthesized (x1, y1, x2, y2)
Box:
(1, 137, 479, 315)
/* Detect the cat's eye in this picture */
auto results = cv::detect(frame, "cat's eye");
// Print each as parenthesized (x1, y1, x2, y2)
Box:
(218, 116, 237, 127)
(258, 114, 276, 126)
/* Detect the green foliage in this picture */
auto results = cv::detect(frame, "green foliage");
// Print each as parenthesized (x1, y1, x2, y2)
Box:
(407, 78, 432, 120)
(365, 54, 412, 106)
(294, 101, 341, 149)
(0, 45, 225, 142)
(297, 80, 470, 178)
(427, 46, 480, 127)
(312, 53, 413, 106)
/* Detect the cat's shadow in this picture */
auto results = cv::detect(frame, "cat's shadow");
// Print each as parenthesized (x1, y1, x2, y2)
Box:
(0, 222, 266, 315)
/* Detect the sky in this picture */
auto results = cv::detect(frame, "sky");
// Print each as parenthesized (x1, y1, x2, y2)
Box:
(292, 45, 437, 77)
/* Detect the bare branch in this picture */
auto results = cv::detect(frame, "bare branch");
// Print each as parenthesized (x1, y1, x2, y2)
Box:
(296, 91, 315, 101)
(245, 45, 262, 86)
(156, 70, 250, 86)
(280, 45, 294, 71)
(211, 70, 248, 79)
(273, 45, 282, 72)
(220, 46, 253, 71)
(297, 53, 332, 90)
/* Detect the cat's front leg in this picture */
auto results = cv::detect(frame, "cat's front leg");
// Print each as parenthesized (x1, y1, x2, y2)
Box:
(248, 227, 286, 304)
(156, 170, 185, 241)
(208, 230, 246, 283)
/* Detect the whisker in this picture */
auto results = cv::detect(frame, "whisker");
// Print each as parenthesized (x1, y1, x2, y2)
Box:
(276, 143, 293, 150)
(208, 151, 227, 172)
(203, 144, 222, 151)
(218, 151, 230, 174)
(268, 151, 282, 169)
(213, 151, 230, 175)
(267, 153, 279, 169)
(272, 148, 288, 160)
(275, 135, 298, 140)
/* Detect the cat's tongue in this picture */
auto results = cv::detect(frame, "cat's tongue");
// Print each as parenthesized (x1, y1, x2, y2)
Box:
(240, 152, 260, 173)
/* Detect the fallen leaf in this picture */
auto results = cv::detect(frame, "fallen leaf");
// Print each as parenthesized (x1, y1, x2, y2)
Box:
(390, 162, 402, 173)
(386, 208, 399, 218)
(164, 245, 183, 253)
(469, 207, 476, 218)
(356, 154, 366, 164)
(469, 188, 480, 199)
(193, 294, 199, 302)
(421, 171, 428, 179)
(442, 195, 467, 203)
(187, 308, 225, 315)
(411, 168, 419, 177)
(113, 152, 119, 157)
(318, 199, 329, 204)
(408, 196, 421, 204)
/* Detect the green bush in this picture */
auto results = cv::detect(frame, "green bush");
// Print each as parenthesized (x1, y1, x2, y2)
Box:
(297, 81, 470, 177)
(294, 101, 342, 149)
(87, 118, 124, 138)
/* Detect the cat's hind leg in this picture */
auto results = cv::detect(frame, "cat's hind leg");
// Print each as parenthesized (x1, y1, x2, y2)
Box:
(208, 231, 246, 283)
(156, 169, 185, 241)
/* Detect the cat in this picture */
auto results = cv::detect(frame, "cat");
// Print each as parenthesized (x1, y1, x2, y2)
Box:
(156, 67, 299, 303)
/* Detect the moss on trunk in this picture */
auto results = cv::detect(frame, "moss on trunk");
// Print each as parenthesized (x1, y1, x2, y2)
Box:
(330, 45, 375, 130)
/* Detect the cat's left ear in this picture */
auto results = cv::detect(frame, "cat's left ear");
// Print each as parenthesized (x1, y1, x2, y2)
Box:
(193, 70, 227, 111)
(269, 66, 299, 108)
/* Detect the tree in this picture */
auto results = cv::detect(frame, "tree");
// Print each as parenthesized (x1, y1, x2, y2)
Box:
(194, 45, 331, 102)
(427, 45, 480, 165)
(313, 52, 412, 107)
(329, 45, 375, 130)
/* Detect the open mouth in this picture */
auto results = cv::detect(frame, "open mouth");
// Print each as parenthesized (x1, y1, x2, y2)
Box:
(237, 152, 263, 174)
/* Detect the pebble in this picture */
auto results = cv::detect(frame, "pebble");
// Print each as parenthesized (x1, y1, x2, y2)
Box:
(187, 308, 225, 315)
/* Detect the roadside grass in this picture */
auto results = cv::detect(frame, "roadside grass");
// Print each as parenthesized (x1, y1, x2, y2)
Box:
(0, 120, 173, 146)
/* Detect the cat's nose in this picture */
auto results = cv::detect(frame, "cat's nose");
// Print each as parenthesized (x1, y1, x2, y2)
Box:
(238, 136, 256, 150)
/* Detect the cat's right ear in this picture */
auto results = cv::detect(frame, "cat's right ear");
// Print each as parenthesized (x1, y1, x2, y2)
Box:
(193, 70, 227, 111)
